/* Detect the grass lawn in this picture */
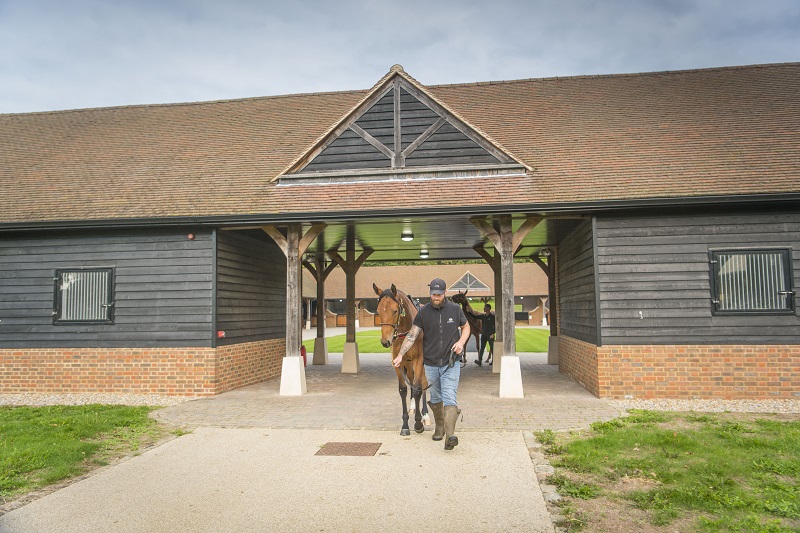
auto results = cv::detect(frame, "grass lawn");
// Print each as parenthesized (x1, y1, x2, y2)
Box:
(537, 410, 800, 532)
(320, 327, 550, 353)
(0, 405, 176, 503)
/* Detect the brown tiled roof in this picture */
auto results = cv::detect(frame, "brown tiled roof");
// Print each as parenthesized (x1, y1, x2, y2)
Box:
(1, 63, 798, 226)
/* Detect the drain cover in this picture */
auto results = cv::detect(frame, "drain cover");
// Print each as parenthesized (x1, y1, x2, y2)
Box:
(315, 442, 382, 456)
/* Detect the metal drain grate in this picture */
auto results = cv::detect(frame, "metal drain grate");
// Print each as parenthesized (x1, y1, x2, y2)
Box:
(315, 442, 382, 456)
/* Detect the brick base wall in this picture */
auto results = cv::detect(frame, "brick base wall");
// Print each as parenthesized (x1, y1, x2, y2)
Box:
(558, 336, 600, 397)
(215, 339, 285, 394)
(597, 344, 800, 399)
(0, 339, 287, 396)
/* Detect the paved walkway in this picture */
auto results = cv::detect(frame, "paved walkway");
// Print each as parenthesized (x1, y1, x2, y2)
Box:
(1, 348, 624, 533)
(154, 352, 623, 432)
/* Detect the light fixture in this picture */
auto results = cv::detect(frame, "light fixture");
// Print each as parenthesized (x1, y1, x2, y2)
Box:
(539, 247, 552, 258)
(401, 230, 414, 242)
(419, 249, 429, 259)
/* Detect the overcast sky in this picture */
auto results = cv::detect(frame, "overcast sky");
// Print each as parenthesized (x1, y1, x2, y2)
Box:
(1, 0, 798, 114)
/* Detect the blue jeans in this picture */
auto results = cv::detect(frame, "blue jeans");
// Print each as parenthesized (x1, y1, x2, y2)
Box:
(425, 362, 461, 407)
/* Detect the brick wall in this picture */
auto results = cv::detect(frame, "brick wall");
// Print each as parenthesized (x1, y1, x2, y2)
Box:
(597, 344, 800, 399)
(0, 339, 286, 396)
(558, 335, 600, 397)
(215, 339, 285, 394)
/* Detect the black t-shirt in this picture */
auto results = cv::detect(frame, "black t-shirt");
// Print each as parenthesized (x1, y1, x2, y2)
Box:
(481, 312, 496, 336)
(413, 299, 467, 367)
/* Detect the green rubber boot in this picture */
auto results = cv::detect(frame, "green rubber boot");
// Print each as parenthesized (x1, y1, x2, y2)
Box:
(443, 405, 461, 450)
(429, 401, 445, 441)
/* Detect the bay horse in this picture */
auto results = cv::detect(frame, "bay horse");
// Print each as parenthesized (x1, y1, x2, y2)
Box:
(450, 291, 483, 364)
(373, 283, 429, 436)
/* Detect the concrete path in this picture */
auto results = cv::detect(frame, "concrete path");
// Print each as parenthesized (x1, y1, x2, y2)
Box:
(1, 351, 623, 533)
(1, 428, 553, 533)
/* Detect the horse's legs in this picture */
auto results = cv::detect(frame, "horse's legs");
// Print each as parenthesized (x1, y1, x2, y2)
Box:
(412, 386, 424, 433)
(399, 383, 410, 436)
(411, 355, 425, 433)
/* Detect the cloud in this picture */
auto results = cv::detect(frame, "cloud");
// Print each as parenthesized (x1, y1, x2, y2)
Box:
(0, 0, 798, 113)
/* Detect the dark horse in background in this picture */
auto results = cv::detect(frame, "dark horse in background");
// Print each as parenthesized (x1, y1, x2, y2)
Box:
(450, 291, 483, 364)
(373, 283, 429, 436)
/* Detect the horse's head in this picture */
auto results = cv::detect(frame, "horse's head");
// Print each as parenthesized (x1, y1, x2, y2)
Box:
(373, 283, 402, 348)
(451, 291, 467, 306)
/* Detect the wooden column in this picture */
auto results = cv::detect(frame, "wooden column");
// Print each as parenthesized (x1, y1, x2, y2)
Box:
(471, 216, 541, 398)
(532, 249, 559, 364)
(328, 227, 373, 374)
(302, 253, 337, 365)
(262, 223, 326, 395)
(473, 243, 503, 374)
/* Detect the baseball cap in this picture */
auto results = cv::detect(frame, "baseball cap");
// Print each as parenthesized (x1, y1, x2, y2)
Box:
(429, 278, 446, 295)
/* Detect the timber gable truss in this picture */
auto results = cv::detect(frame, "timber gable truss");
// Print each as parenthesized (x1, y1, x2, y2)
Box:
(277, 66, 527, 184)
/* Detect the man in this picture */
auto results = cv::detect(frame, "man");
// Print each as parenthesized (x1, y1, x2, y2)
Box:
(475, 303, 496, 366)
(393, 278, 470, 450)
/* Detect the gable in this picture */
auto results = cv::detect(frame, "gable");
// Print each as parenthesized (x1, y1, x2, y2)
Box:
(277, 66, 527, 184)
(450, 271, 490, 292)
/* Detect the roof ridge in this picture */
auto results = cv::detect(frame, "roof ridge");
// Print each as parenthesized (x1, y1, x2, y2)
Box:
(427, 62, 800, 90)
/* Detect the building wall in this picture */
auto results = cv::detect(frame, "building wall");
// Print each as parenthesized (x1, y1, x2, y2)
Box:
(0, 228, 289, 396)
(0, 228, 214, 348)
(0, 347, 218, 395)
(595, 211, 800, 344)
(597, 344, 800, 399)
(558, 335, 600, 397)
(556, 219, 598, 343)
(216, 230, 287, 344)
(0, 338, 286, 395)
(215, 338, 285, 393)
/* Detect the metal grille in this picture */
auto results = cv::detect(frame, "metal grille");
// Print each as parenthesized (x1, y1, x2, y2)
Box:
(714, 251, 791, 312)
(57, 269, 112, 321)
(315, 442, 382, 456)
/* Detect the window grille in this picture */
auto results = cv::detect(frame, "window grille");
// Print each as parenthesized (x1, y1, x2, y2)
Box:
(710, 250, 795, 314)
(54, 269, 114, 323)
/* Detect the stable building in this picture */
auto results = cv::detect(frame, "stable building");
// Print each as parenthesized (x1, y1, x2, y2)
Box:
(1, 63, 798, 399)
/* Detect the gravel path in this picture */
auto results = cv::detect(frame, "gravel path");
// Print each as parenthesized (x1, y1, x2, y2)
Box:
(611, 398, 800, 414)
(2, 393, 799, 413)
(0, 393, 200, 407)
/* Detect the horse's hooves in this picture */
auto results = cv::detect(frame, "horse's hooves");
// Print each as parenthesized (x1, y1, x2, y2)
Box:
(400, 428, 410, 436)
(414, 422, 424, 433)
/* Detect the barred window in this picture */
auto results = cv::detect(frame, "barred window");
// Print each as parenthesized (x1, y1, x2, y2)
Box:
(710, 250, 795, 315)
(54, 269, 114, 323)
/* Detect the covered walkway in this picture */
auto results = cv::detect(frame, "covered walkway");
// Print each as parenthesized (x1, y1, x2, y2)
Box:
(154, 349, 622, 432)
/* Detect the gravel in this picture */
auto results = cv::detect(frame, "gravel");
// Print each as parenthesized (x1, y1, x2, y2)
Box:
(0, 393, 201, 407)
(610, 398, 800, 414)
(3, 393, 799, 414)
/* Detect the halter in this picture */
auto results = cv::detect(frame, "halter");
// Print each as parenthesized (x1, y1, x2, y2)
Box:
(377, 290, 409, 342)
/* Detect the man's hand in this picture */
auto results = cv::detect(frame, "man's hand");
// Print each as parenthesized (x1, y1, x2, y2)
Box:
(392, 354, 403, 367)
(451, 341, 465, 355)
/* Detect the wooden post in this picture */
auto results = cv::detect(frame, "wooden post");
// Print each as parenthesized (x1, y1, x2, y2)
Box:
(471, 216, 541, 398)
(474, 243, 503, 374)
(328, 230, 373, 374)
(262, 223, 326, 395)
(302, 253, 337, 365)
(531, 249, 558, 364)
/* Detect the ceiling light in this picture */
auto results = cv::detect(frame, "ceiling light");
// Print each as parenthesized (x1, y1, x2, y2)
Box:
(401, 230, 414, 242)
(419, 250, 429, 259)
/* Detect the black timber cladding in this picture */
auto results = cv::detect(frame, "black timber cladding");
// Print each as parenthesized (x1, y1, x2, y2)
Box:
(0, 229, 214, 348)
(595, 211, 800, 344)
(557, 219, 599, 344)
(215, 230, 286, 344)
